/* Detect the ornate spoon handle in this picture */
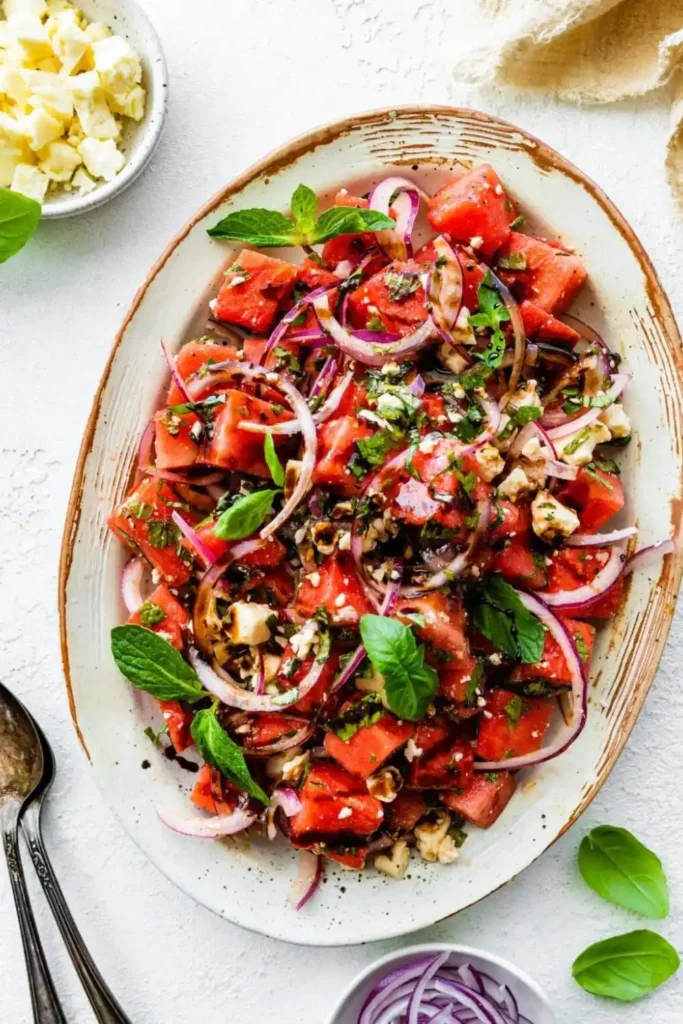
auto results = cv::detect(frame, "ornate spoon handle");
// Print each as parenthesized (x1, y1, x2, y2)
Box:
(2, 823, 67, 1024)
(21, 804, 133, 1024)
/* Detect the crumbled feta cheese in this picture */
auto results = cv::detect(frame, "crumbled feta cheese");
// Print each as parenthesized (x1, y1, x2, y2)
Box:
(10, 15, 53, 63)
(20, 106, 62, 150)
(334, 593, 347, 608)
(290, 618, 318, 660)
(77, 137, 124, 180)
(338, 806, 352, 820)
(521, 436, 544, 462)
(556, 420, 611, 467)
(473, 443, 505, 482)
(469, 235, 484, 249)
(226, 602, 272, 646)
(38, 139, 81, 180)
(437, 340, 469, 375)
(489, 652, 502, 666)
(374, 839, 410, 879)
(531, 490, 580, 542)
(281, 751, 309, 783)
(10, 161, 48, 201)
(338, 530, 351, 551)
(404, 738, 423, 762)
(92, 34, 143, 116)
(377, 392, 406, 416)
(5, 0, 48, 17)
(599, 402, 631, 439)
(497, 466, 533, 502)
(493, 413, 515, 452)
(71, 71, 120, 139)
(307, 571, 320, 588)
(46, 10, 89, 74)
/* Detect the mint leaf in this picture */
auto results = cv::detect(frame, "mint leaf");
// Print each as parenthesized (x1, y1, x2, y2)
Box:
(111, 625, 204, 703)
(191, 707, 269, 805)
(312, 206, 394, 243)
(359, 615, 438, 721)
(207, 207, 296, 247)
(263, 434, 285, 487)
(0, 187, 41, 264)
(579, 826, 669, 919)
(572, 931, 679, 1002)
(470, 575, 544, 664)
(291, 183, 317, 236)
(214, 489, 280, 541)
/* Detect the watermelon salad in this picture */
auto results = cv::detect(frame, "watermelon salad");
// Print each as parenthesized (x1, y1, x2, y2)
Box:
(109, 164, 672, 907)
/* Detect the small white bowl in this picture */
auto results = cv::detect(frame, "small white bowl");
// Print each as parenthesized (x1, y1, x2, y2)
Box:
(326, 944, 556, 1024)
(41, 0, 167, 219)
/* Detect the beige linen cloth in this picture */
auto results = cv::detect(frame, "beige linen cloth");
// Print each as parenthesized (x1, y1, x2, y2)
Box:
(452, 0, 683, 201)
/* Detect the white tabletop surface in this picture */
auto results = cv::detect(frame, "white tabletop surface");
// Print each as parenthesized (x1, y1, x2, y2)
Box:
(2, 1, 683, 1021)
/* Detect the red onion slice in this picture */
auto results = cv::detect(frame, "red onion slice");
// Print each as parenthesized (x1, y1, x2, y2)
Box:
(260, 283, 337, 366)
(157, 802, 256, 838)
(313, 292, 436, 367)
(506, 421, 556, 463)
(566, 527, 638, 548)
(189, 646, 327, 714)
(136, 420, 155, 480)
(289, 850, 323, 911)
(625, 539, 674, 575)
(545, 374, 630, 440)
(142, 467, 226, 486)
(545, 460, 578, 481)
(255, 648, 266, 695)
(400, 499, 491, 597)
(428, 236, 464, 342)
(408, 953, 451, 1024)
(171, 510, 216, 567)
(488, 270, 526, 408)
(160, 338, 193, 405)
(238, 367, 354, 436)
(245, 718, 314, 757)
(121, 558, 146, 613)
(475, 590, 587, 772)
(537, 546, 626, 610)
(368, 176, 424, 260)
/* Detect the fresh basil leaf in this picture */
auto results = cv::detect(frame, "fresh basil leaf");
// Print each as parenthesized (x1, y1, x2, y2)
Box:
(263, 433, 285, 486)
(579, 826, 669, 919)
(291, 183, 317, 236)
(572, 931, 679, 1002)
(214, 489, 280, 541)
(0, 187, 41, 264)
(111, 625, 204, 703)
(191, 707, 269, 805)
(313, 206, 394, 244)
(359, 615, 438, 721)
(207, 207, 296, 247)
(470, 575, 545, 664)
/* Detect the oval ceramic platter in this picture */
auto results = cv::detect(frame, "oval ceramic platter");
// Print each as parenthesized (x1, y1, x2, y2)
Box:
(60, 107, 683, 946)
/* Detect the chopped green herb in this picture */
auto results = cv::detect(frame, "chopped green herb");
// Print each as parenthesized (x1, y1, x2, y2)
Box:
(366, 315, 385, 331)
(498, 252, 527, 271)
(469, 273, 510, 369)
(384, 268, 421, 302)
(138, 601, 167, 627)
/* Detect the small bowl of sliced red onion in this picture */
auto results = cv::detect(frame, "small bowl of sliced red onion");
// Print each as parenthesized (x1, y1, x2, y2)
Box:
(326, 944, 555, 1024)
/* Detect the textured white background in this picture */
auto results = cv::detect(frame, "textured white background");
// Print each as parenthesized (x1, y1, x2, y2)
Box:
(2, 1, 683, 1021)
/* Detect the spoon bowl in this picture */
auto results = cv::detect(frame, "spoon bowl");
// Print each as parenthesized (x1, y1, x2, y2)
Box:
(0, 684, 43, 817)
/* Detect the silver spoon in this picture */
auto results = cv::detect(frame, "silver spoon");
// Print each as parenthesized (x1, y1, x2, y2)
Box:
(0, 683, 132, 1024)
(0, 684, 66, 1024)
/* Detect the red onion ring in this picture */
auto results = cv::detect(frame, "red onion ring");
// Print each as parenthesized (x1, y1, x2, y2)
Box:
(160, 338, 193, 405)
(238, 367, 354, 436)
(308, 354, 337, 401)
(192, 537, 267, 656)
(475, 590, 587, 772)
(186, 361, 316, 539)
(245, 719, 314, 758)
(189, 644, 327, 714)
(487, 270, 526, 408)
(506, 421, 556, 463)
(400, 499, 491, 597)
(171, 510, 216, 567)
(260, 283, 337, 366)
(428, 236, 464, 343)
(157, 802, 256, 838)
(625, 539, 674, 575)
(136, 420, 155, 482)
(537, 546, 626, 611)
(545, 374, 630, 440)
(368, 176, 424, 260)
(545, 460, 578, 481)
(566, 527, 638, 548)
(121, 558, 146, 613)
(267, 785, 303, 840)
(313, 292, 437, 367)
(290, 850, 323, 912)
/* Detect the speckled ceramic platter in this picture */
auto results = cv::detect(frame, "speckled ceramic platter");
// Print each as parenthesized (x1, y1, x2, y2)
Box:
(59, 106, 683, 946)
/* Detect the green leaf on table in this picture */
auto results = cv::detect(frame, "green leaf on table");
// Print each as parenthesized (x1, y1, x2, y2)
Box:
(469, 575, 545, 664)
(207, 184, 394, 248)
(359, 615, 438, 721)
(0, 187, 41, 264)
(578, 825, 669, 919)
(263, 433, 285, 486)
(572, 930, 679, 1002)
(191, 707, 269, 805)
(214, 488, 280, 541)
(111, 625, 204, 703)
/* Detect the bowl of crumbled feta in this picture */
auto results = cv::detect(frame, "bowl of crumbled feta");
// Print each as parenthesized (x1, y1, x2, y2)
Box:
(0, 0, 167, 217)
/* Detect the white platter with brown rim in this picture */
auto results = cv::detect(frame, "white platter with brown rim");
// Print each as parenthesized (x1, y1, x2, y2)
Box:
(59, 106, 683, 946)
